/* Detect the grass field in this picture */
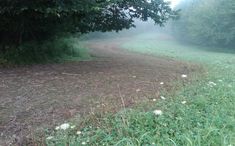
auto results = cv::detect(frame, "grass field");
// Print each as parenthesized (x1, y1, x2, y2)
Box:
(45, 34, 235, 146)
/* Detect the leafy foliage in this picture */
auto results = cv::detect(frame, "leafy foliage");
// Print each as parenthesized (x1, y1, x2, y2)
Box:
(0, 0, 177, 48)
(0, 37, 90, 65)
(173, 0, 235, 47)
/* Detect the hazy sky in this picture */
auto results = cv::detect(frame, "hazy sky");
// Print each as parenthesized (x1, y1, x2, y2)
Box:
(165, 0, 181, 8)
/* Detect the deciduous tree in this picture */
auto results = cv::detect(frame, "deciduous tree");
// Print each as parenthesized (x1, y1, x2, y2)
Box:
(0, 0, 178, 49)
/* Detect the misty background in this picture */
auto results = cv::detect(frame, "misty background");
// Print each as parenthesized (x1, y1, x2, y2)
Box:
(87, 0, 235, 49)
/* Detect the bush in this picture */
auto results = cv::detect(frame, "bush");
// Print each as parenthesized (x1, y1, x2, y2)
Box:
(0, 37, 90, 65)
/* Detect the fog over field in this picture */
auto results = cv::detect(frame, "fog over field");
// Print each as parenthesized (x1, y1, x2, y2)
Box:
(89, 0, 235, 50)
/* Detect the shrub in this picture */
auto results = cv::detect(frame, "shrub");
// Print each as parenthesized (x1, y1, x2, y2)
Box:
(0, 37, 90, 65)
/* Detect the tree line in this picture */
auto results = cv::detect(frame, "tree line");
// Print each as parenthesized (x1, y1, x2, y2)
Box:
(173, 0, 235, 47)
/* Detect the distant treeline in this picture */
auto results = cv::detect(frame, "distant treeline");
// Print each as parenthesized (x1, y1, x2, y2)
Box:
(173, 0, 235, 47)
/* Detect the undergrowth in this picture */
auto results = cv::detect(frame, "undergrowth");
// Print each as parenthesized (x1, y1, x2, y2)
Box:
(0, 37, 90, 65)
(44, 34, 235, 146)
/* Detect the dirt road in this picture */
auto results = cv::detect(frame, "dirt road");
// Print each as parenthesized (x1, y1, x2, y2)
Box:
(0, 38, 199, 145)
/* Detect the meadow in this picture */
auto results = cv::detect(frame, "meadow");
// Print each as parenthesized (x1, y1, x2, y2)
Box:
(45, 34, 235, 146)
(1, 0, 234, 145)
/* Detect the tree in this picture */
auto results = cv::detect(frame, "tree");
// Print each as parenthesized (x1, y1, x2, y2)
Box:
(173, 0, 235, 47)
(0, 0, 178, 49)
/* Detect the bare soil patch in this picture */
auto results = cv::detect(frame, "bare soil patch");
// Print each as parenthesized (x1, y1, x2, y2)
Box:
(0, 38, 200, 145)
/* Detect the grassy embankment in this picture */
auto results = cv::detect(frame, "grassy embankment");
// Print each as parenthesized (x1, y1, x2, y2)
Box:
(45, 34, 235, 146)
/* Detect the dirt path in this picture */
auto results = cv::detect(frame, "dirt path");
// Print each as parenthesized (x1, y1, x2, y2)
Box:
(0, 38, 200, 145)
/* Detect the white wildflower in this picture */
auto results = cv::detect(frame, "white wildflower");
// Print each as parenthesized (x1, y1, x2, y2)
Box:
(82, 142, 86, 145)
(55, 126, 60, 130)
(46, 136, 53, 140)
(218, 79, 223, 82)
(208, 81, 217, 87)
(160, 82, 164, 85)
(181, 101, 187, 104)
(70, 125, 76, 129)
(60, 123, 70, 130)
(181, 74, 187, 78)
(77, 131, 82, 135)
(153, 110, 163, 116)
(153, 99, 157, 102)
(160, 96, 166, 100)
(136, 89, 141, 92)
(56, 123, 70, 130)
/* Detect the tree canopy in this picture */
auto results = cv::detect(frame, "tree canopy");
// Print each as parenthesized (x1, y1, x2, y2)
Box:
(173, 0, 235, 47)
(0, 0, 178, 46)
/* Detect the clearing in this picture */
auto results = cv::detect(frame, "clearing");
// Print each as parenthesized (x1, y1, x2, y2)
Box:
(0, 37, 200, 145)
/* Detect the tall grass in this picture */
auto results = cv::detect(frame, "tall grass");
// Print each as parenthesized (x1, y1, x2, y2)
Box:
(0, 37, 90, 65)
(45, 34, 235, 146)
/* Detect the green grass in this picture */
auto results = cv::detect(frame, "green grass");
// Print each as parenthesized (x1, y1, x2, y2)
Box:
(0, 37, 91, 65)
(44, 34, 235, 146)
